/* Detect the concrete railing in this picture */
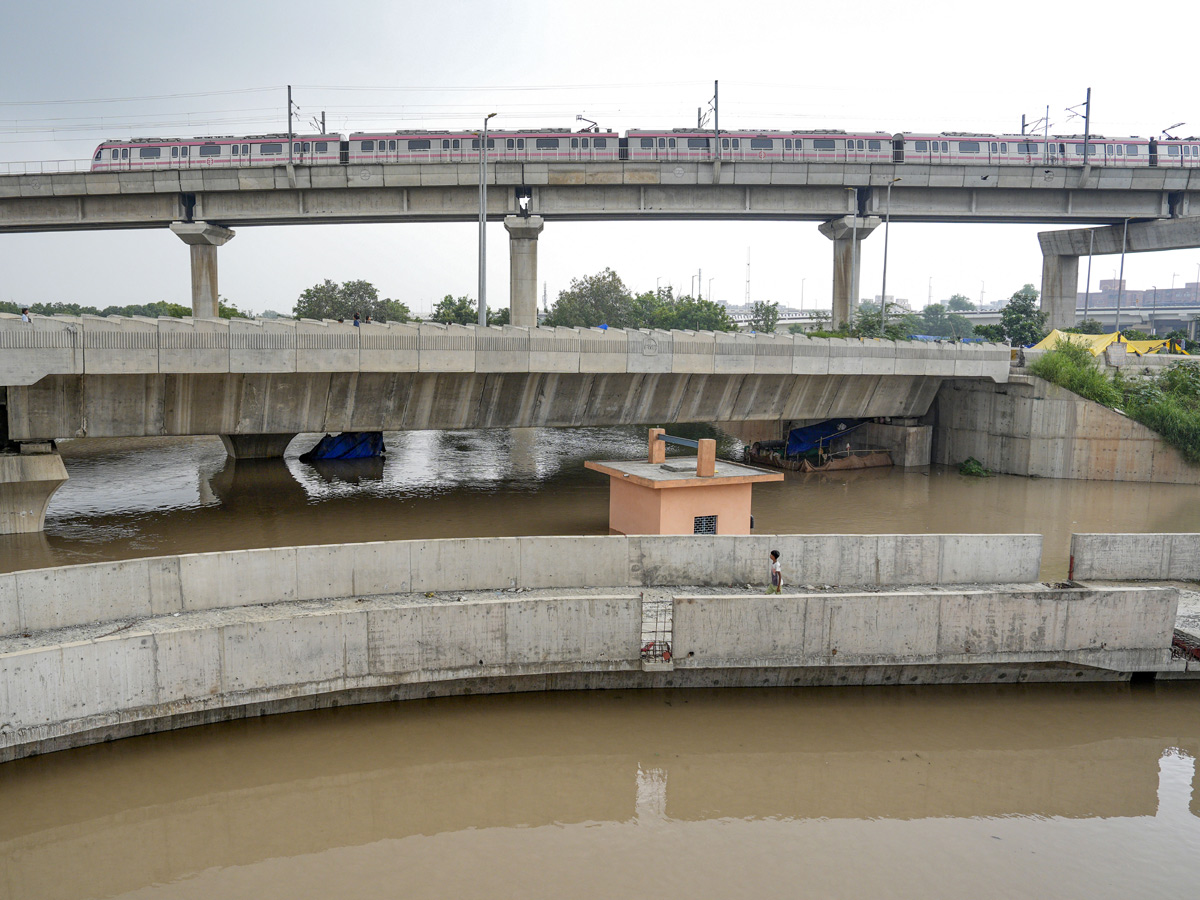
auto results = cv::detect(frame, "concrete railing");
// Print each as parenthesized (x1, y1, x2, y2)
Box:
(0, 316, 1010, 386)
(0, 533, 1043, 637)
(1070, 532, 1200, 580)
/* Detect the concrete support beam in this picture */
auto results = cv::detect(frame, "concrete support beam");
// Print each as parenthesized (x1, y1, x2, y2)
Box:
(0, 448, 67, 534)
(169, 221, 235, 318)
(819, 215, 880, 329)
(1038, 216, 1200, 257)
(504, 215, 545, 327)
(1041, 253, 1080, 330)
(219, 433, 297, 459)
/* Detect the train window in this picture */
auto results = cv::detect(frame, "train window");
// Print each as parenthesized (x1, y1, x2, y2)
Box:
(669, 138, 676, 148)
(784, 139, 792, 150)
(315, 142, 327, 152)
(722, 138, 729, 149)
(384, 140, 392, 151)
(94, 149, 102, 160)
(507, 139, 515, 150)
(181, 147, 188, 157)
(688, 138, 709, 149)
(302, 142, 309, 152)
(1016, 142, 1037, 153)
(409, 140, 431, 151)
(857, 140, 864, 150)
(640, 138, 653, 149)
(1105, 144, 1113, 155)
(571, 137, 579, 148)
(732, 138, 740, 149)
(868, 140, 880, 150)
(582, 138, 589, 148)
(292, 143, 300, 154)
(139, 147, 160, 159)
(197, 145, 219, 157)
(242, 145, 249, 155)
(845, 140, 852, 149)
(658, 138, 666, 149)
(443, 140, 450, 150)
(1125, 144, 1138, 155)
(990, 142, 997, 152)
(594, 137, 606, 148)
(1167, 145, 1181, 156)
(172, 147, 180, 158)
(1115, 145, 1123, 156)
(813, 139, 835, 150)
(361, 141, 374, 152)
(1000, 142, 1007, 152)
(517, 139, 525, 149)
(750, 138, 772, 150)
(959, 141, 980, 152)
(111, 149, 119, 159)
(914, 141, 928, 151)
(941, 142, 948, 152)
(260, 143, 282, 154)
(121, 148, 128, 159)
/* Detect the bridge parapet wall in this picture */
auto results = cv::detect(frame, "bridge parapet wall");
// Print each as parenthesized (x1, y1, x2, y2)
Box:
(1069, 532, 1200, 581)
(0, 315, 1010, 386)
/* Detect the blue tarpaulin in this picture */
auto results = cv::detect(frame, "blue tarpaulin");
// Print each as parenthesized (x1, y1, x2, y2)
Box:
(785, 419, 867, 457)
(299, 432, 385, 462)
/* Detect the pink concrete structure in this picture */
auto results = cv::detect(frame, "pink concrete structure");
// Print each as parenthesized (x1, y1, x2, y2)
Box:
(585, 430, 783, 536)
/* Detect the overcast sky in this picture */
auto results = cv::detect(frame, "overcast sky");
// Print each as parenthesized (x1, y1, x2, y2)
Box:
(2, 0, 1198, 317)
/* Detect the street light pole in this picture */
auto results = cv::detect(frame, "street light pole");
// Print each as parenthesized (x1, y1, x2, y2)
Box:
(880, 177, 901, 332)
(478, 112, 497, 327)
(1116, 218, 1129, 335)
(846, 188, 859, 325)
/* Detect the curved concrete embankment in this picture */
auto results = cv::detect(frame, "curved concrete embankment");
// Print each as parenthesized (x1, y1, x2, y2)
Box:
(1, 532, 1188, 762)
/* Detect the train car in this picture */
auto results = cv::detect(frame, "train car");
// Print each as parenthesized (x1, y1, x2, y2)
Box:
(91, 134, 341, 171)
(346, 128, 621, 164)
(626, 129, 717, 161)
(1157, 137, 1200, 167)
(714, 130, 893, 164)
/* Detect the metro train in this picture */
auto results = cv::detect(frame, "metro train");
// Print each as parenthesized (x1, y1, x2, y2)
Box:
(90, 126, 1200, 172)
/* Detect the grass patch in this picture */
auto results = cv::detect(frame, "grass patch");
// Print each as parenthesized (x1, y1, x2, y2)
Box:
(1029, 339, 1200, 463)
(959, 457, 993, 477)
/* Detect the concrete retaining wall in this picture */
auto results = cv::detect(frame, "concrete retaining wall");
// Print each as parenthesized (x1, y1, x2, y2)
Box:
(0, 533, 1043, 637)
(1069, 532, 1200, 580)
(0, 594, 642, 760)
(932, 375, 1200, 483)
(673, 586, 1176, 672)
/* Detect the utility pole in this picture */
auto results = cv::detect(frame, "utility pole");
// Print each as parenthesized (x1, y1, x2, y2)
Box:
(745, 247, 751, 304)
(713, 80, 719, 161)
(1116, 218, 1129, 334)
(478, 112, 497, 327)
(1083, 87, 1091, 164)
(287, 85, 293, 166)
(321, 111, 326, 134)
(1084, 230, 1094, 321)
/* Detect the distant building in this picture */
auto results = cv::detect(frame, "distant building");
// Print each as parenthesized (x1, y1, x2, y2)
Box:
(1078, 278, 1200, 309)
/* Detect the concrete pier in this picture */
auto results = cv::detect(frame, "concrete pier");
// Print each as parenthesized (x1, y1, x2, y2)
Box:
(219, 432, 297, 460)
(819, 215, 880, 328)
(0, 448, 68, 535)
(169, 221, 235, 318)
(504, 215, 544, 326)
(1040, 252, 1081, 330)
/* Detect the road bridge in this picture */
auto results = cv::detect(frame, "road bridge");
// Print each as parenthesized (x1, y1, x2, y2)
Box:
(3, 160, 1199, 329)
(0, 316, 1009, 533)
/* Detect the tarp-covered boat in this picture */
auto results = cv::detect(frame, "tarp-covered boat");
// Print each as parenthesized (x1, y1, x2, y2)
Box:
(299, 432, 386, 462)
(745, 418, 892, 472)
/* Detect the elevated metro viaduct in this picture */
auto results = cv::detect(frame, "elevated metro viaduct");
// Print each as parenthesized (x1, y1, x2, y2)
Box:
(2, 160, 1200, 329)
(0, 317, 1011, 533)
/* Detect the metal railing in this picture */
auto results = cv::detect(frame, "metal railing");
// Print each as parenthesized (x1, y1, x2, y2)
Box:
(0, 159, 91, 176)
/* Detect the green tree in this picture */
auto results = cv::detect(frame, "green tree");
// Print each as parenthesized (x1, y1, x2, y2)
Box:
(946, 294, 976, 312)
(543, 268, 634, 328)
(1121, 329, 1151, 341)
(430, 294, 477, 324)
(1064, 318, 1106, 335)
(919, 303, 953, 336)
(973, 323, 1007, 342)
(853, 301, 920, 340)
(999, 284, 1047, 347)
(947, 313, 974, 338)
(294, 279, 411, 323)
(747, 300, 780, 332)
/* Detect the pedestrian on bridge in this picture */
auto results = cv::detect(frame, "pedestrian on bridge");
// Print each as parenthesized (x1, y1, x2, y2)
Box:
(768, 550, 782, 594)
(20, 307, 30, 323)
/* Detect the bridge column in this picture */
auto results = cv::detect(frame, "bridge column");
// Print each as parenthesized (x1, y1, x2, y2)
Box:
(1040, 253, 1080, 330)
(818, 215, 880, 329)
(0, 444, 68, 535)
(170, 221, 235, 319)
(504, 215, 545, 327)
(219, 433, 298, 460)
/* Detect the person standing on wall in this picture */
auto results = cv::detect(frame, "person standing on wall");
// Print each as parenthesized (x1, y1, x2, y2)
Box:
(768, 550, 782, 594)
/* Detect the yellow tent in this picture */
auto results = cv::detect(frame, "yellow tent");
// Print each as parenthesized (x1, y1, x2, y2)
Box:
(1032, 330, 1187, 356)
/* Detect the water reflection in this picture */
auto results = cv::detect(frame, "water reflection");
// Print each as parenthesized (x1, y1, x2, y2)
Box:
(3, 425, 1200, 577)
(0, 686, 1196, 900)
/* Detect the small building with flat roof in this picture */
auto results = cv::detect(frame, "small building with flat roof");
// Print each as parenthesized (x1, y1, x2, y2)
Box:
(585, 428, 784, 536)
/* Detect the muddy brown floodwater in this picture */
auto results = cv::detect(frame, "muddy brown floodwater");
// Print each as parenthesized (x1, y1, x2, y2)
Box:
(1, 684, 1198, 900)
(4, 427, 1200, 898)
(3, 425, 1200, 577)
